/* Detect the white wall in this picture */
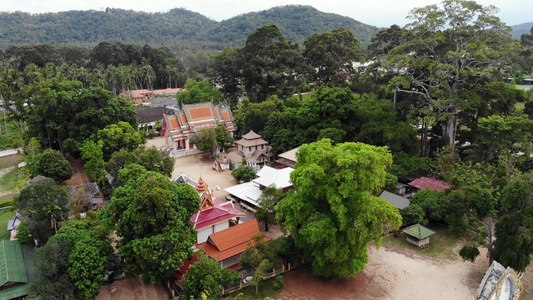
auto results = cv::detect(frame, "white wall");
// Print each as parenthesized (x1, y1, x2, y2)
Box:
(197, 227, 213, 243)
(214, 221, 229, 233)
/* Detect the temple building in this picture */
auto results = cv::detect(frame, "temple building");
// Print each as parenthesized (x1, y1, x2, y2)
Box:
(227, 130, 273, 170)
(161, 102, 236, 151)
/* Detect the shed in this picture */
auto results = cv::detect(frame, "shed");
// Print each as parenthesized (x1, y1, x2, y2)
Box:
(379, 191, 410, 210)
(402, 224, 435, 248)
(0, 240, 29, 299)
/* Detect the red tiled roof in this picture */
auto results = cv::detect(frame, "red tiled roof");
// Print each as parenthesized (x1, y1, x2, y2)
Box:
(189, 106, 213, 120)
(408, 177, 452, 192)
(222, 111, 231, 122)
(169, 117, 180, 129)
(215, 108, 221, 120)
(193, 120, 215, 126)
(173, 252, 198, 282)
(198, 219, 270, 262)
(191, 200, 245, 230)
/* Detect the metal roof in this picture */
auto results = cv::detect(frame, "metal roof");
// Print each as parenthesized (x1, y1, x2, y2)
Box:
(379, 191, 410, 209)
(402, 224, 435, 240)
(0, 240, 28, 287)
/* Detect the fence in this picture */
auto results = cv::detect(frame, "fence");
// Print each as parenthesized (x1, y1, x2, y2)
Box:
(0, 148, 23, 158)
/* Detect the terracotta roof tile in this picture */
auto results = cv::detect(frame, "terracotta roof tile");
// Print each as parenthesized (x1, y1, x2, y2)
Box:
(215, 108, 221, 120)
(168, 117, 180, 129)
(189, 106, 213, 120)
(180, 113, 188, 125)
(222, 111, 231, 122)
(408, 177, 452, 192)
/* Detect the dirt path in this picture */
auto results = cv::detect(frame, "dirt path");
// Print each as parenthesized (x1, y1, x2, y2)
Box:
(96, 276, 169, 300)
(63, 153, 91, 186)
(277, 244, 489, 300)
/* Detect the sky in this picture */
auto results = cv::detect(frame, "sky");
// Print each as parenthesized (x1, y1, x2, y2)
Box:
(0, 0, 531, 27)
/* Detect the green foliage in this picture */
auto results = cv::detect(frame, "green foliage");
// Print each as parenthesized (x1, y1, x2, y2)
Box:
(231, 165, 256, 182)
(16, 176, 69, 245)
(30, 221, 112, 300)
(303, 27, 362, 86)
(277, 140, 402, 278)
(214, 123, 234, 151)
(0, 200, 13, 208)
(36, 149, 72, 183)
(273, 275, 284, 291)
(182, 252, 240, 299)
(177, 78, 222, 108)
(459, 244, 480, 263)
(81, 140, 106, 181)
(493, 212, 533, 272)
(105, 170, 200, 283)
(15, 221, 31, 243)
(255, 186, 284, 231)
(251, 259, 272, 296)
(95, 121, 146, 161)
(410, 189, 444, 223)
(190, 128, 216, 153)
(239, 233, 273, 272)
(400, 204, 426, 227)
(388, 152, 433, 179)
(383, 173, 398, 193)
(24, 79, 138, 158)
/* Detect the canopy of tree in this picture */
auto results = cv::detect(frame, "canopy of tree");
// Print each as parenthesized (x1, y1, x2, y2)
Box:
(277, 140, 402, 278)
(104, 169, 200, 283)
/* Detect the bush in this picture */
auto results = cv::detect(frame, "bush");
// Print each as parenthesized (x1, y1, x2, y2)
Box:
(16, 221, 32, 244)
(273, 275, 283, 290)
(0, 200, 13, 209)
(459, 244, 480, 263)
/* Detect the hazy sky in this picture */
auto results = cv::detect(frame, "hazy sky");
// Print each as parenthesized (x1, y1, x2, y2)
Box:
(0, 0, 531, 27)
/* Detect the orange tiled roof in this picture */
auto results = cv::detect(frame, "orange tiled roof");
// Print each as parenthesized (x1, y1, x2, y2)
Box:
(222, 111, 231, 122)
(189, 106, 213, 120)
(180, 113, 188, 125)
(169, 117, 180, 129)
(198, 219, 270, 261)
(215, 108, 221, 120)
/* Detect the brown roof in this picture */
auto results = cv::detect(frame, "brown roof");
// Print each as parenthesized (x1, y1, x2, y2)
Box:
(242, 130, 261, 140)
(179, 113, 189, 126)
(236, 138, 268, 147)
(198, 219, 270, 261)
(136, 107, 175, 123)
(189, 106, 213, 120)
(227, 151, 244, 163)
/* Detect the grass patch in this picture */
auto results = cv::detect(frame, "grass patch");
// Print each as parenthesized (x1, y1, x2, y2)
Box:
(0, 168, 23, 192)
(220, 276, 280, 300)
(0, 116, 25, 151)
(382, 224, 463, 260)
(0, 154, 23, 170)
(0, 208, 15, 240)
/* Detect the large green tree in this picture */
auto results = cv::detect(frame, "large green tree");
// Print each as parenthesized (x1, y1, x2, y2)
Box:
(303, 27, 362, 86)
(176, 78, 222, 108)
(105, 170, 200, 283)
(95, 121, 146, 161)
(36, 148, 73, 183)
(277, 139, 402, 278)
(385, 0, 518, 148)
(16, 176, 69, 245)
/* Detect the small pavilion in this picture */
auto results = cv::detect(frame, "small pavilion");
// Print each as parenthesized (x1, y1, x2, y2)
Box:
(402, 224, 435, 248)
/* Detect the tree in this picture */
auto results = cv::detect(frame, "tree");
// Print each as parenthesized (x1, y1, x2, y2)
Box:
(25, 79, 138, 157)
(208, 47, 243, 108)
(214, 123, 234, 152)
(459, 244, 480, 263)
(277, 139, 402, 278)
(182, 253, 240, 299)
(95, 121, 146, 161)
(81, 140, 106, 181)
(385, 0, 518, 148)
(190, 128, 216, 153)
(493, 212, 533, 272)
(367, 25, 411, 57)
(239, 233, 273, 272)
(105, 170, 200, 283)
(16, 176, 69, 245)
(232, 165, 256, 182)
(251, 259, 271, 296)
(36, 148, 73, 183)
(255, 185, 284, 231)
(29, 222, 112, 300)
(241, 24, 304, 102)
(303, 27, 363, 86)
(176, 78, 222, 108)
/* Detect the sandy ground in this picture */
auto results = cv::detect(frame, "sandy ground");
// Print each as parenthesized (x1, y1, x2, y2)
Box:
(96, 276, 169, 300)
(277, 245, 489, 300)
(147, 136, 237, 200)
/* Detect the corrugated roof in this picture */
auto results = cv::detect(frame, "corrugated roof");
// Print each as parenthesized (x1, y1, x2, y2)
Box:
(278, 147, 299, 163)
(254, 166, 294, 189)
(408, 177, 452, 192)
(0, 241, 28, 287)
(379, 191, 410, 209)
(0, 283, 28, 299)
(402, 224, 435, 239)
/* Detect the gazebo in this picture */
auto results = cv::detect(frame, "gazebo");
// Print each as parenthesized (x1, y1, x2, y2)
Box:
(402, 224, 435, 248)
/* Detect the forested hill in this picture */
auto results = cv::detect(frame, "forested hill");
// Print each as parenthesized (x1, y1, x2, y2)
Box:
(0, 5, 380, 50)
(195, 5, 380, 47)
(512, 22, 533, 39)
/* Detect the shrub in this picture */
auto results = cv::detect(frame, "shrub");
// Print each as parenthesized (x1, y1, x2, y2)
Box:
(273, 275, 283, 290)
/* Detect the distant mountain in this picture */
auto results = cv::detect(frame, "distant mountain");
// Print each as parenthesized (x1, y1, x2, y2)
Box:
(511, 22, 533, 39)
(0, 5, 380, 50)
(195, 5, 380, 47)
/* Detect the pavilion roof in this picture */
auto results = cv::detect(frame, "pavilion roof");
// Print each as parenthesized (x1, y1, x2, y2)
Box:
(402, 224, 435, 240)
